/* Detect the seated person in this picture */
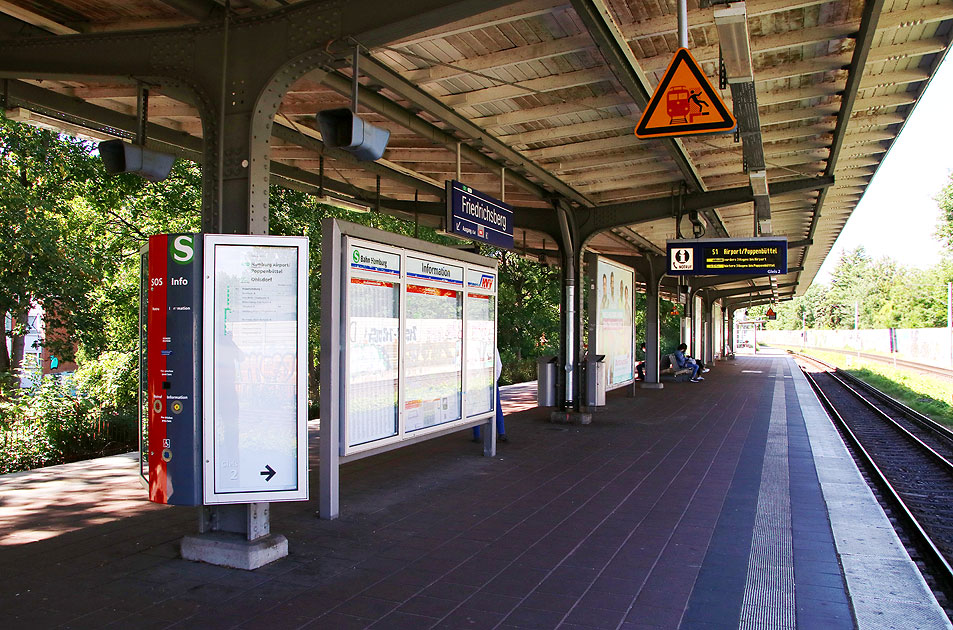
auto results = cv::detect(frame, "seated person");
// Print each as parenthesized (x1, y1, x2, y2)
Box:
(674, 343, 703, 382)
(636, 342, 646, 380)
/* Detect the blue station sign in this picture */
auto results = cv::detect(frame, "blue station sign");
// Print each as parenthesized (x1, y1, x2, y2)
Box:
(446, 180, 514, 249)
(667, 237, 787, 276)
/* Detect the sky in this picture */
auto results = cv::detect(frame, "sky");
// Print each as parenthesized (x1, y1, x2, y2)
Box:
(813, 52, 953, 284)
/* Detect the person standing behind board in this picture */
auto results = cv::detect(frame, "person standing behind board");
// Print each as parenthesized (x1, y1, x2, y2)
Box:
(473, 348, 507, 442)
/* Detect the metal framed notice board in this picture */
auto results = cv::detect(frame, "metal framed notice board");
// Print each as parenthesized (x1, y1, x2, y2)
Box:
(320, 219, 499, 519)
(139, 233, 309, 507)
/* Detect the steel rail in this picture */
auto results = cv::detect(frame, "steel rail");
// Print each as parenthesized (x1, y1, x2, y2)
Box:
(826, 370, 953, 473)
(791, 345, 953, 380)
(802, 368, 953, 590)
(833, 368, 953, 447)
(794, 349, 953, 446)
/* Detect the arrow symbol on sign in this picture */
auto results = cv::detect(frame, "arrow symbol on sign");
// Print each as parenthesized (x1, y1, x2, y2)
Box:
(260, 465, 276, 482)
(455, 221, 461, 231)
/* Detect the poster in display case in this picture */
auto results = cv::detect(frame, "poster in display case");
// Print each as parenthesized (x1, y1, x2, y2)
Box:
(591, 256, 635, 389)
(345, 244, 401, 447)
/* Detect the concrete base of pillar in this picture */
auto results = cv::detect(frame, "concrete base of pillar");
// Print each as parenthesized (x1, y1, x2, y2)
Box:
(181, 532, 288, 570)
(640, 382, 664, 389)
(550, 410, 592, 425)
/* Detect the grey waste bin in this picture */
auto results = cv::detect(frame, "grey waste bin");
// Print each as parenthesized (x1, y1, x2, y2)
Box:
(537, 355, 558, 407)
(585, 357, 607, 406)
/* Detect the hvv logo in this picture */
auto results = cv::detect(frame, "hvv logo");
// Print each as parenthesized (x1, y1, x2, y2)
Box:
(479, 274, 493, 289)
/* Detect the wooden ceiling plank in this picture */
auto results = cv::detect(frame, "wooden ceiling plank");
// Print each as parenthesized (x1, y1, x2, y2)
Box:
(390, 0, 570, 47)
(442, 67, 608, 107)
(498, 115, 634, 144)
(0, 1, 79, 35)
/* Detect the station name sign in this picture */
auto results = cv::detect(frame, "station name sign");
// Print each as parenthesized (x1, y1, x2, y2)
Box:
(446, 180, 514, 249)
(667, 237, 787, 276)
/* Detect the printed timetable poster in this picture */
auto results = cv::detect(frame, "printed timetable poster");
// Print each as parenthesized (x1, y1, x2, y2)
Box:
(466, 288, 495, 417)
(346, 244, 401, 447)
(595, 258, 634, 387)
(211, 244, 300, 495)
(404, 257, 464, 432)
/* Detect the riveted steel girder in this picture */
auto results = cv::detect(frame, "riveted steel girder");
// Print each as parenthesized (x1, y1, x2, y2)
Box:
(0, 0, 517, 234)
(578, 175, 834, 242)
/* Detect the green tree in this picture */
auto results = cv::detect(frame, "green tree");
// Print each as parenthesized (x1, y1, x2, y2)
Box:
(0, 115, 100, 385)
(934, 172, 953, 251)
(496, 251, 561, 379)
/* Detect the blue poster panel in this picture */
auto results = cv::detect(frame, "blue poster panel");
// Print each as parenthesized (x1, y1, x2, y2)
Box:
(667, 238, 787, 276)
(446, 180, 514, 249)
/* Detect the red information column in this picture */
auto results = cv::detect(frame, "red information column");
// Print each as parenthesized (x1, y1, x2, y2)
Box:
(147, 234, 170, 502)
(145, 233, 203, 505)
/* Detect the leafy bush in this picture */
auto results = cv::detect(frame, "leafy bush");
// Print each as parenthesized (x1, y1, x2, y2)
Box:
(73, 350, 138, 420)
(0, 353, 138, 474)
(500, 358, 538, 386)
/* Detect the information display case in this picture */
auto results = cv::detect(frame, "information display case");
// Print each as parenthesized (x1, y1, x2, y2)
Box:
(341, 236, 497, 456)
(321, 219, 499, 518)
(139, 234, 309, 507)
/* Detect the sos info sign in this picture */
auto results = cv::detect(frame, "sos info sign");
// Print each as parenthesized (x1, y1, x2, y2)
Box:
(667, 237, 787, 276)
(140, 233, 309, 507)
(320, 219, 499, 519)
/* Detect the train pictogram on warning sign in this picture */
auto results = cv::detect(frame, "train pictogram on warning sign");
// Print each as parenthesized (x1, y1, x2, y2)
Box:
(635, 48, 736, 139)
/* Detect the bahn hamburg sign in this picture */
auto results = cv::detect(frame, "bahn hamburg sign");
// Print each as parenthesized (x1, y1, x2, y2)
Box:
(446, 180, 514, 249)
(667, 238, 787, 276)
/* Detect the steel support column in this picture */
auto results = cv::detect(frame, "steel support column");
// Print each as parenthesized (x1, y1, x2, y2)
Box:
(555, 200, 582, 411)
(636, 255, 665, 389)
(727, 307, 735, 357)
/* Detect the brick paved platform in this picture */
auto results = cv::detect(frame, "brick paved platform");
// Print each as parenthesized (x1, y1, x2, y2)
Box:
(1, 353, 947, 629)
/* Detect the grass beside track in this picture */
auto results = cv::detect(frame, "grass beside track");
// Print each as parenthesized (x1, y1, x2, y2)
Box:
(769, 345, 953, 428)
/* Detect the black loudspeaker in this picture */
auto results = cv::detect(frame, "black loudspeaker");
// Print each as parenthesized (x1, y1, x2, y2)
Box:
(316, 108, 390, 162)
(99, 140, 175, 181)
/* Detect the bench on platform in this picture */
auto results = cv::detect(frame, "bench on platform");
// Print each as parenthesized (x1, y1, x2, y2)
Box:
(660, 354, 694, 382)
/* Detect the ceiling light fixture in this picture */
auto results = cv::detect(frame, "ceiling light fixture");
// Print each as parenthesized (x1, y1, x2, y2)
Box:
(714, 2, 754, 83)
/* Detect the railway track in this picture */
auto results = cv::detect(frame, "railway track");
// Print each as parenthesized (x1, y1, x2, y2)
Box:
(796, 353, 953, 612)
(783, 344, 953, 380)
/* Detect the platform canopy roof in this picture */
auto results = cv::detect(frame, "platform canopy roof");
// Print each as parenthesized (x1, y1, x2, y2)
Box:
(1, 0, 951, 303)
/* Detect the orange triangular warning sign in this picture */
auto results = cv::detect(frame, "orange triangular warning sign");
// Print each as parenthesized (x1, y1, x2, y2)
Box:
(635, 48, 736, 139)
